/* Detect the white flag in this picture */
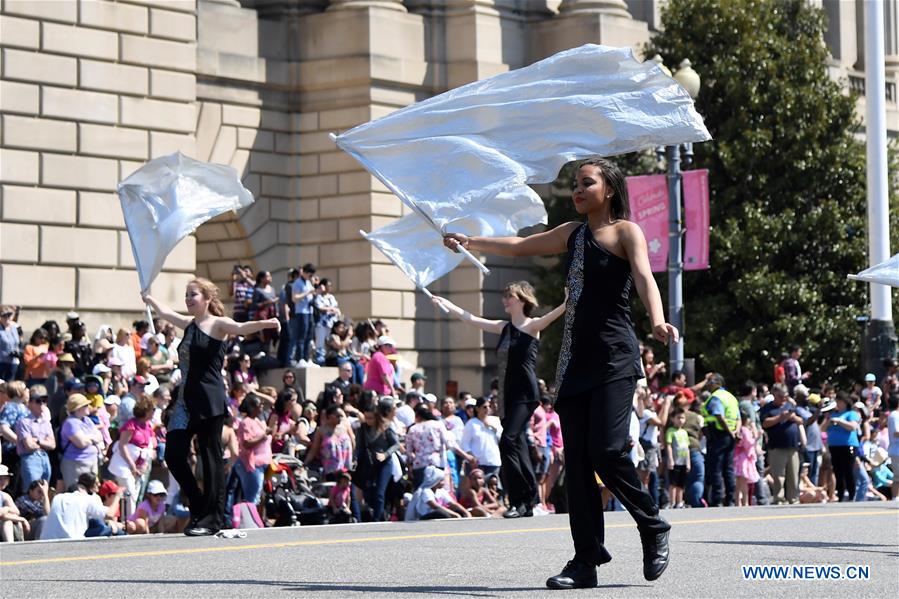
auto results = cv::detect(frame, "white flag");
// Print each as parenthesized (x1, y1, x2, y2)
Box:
(117, 152, 254, 292)
(333, 44, 711, 286)
(849, 253, 899, 288)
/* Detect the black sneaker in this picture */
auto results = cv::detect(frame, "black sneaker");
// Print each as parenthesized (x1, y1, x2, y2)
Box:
(546, 558, 598, 590)
(641, 529, 670, 581)
(519, 504, 534, 517)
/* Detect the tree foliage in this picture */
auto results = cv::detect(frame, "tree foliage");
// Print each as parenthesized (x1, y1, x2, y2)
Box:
(534, 0, 899, 387)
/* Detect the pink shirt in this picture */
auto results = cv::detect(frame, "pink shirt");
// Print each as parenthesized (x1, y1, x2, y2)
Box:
(363, 351, 394, 395)
(531, 405, 548, 448)
(121, 418, 155, 449)
(546, 411, 563, 449)
(238, 416, 272, 472)
(329, 484, 351, 512)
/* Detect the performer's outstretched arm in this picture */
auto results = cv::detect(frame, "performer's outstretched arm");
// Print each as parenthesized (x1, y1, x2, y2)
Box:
(431, 295, 505, 335)
(524, 289, 569, 334)
(443, 222, 580, 258)
(141, 293, 192, 330)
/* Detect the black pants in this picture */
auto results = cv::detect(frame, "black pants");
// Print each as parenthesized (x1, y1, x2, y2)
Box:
(830, 445, 855, 502)
(500, 401, 539, 509)
(166, 414, 226, 529)
(557, 378, 669, 566)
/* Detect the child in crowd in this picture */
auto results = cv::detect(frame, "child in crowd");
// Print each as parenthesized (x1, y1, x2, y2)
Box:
(328, 472, 355, 524)
(799, 463, 827, 504)
(664, 408, 690, 509)
(126, 480, 169, 534)
(405, 466, 468, 520)
(734, 412, 760, 507)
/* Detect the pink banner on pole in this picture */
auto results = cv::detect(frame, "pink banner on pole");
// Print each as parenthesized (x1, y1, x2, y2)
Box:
(626, 174, 669, 273)
(683, 169, 710, 270)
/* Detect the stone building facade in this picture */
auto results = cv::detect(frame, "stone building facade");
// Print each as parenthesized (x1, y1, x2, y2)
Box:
(1, 0, 896, 394)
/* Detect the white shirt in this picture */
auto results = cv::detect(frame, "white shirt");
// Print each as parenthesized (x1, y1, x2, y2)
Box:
(404, 487, 437, 521)
(461, 416, 502, 467)
(40, 491, 107, 540)
(442, 415, 464, 447)
(888, 410, 899, 458)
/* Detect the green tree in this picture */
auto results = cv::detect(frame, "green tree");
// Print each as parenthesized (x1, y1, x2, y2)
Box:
(535, 0, 899, 387)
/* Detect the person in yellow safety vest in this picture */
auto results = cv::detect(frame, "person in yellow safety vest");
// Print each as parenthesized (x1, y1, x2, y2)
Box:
(700, 374, 740, 507)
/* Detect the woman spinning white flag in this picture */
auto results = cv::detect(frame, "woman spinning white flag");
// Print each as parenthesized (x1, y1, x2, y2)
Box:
(332, 44, 711, 289)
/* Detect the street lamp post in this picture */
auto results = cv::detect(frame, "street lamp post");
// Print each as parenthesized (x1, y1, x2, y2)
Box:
(655, 58, 701, 374)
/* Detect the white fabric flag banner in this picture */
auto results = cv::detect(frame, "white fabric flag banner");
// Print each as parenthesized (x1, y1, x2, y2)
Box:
(332, 43, 712, 288)
(849, 253, 899, 288)
(117, 152, 255, 292)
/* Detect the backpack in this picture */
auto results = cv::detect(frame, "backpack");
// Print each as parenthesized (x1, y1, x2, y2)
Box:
(231, 501, 265, 529)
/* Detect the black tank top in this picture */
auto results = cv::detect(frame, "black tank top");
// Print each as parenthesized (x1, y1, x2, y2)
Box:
(555, 223, 644, 399)
(495, 322, 540, 418)
(178, 322, 228, 419)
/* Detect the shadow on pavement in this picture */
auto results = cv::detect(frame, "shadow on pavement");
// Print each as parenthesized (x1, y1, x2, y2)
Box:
(30, 579, 651, 596)
(686, 539, 899, 557)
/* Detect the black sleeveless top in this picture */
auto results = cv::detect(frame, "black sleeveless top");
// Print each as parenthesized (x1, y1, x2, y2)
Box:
(555, 223, 644, 399)
(178, 322, 228, 419)
(495, 322, 540, 419)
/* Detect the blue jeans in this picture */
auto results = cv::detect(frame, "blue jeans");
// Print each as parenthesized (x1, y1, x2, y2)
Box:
(19, 450, 51, 491)
(804, 449, 821, 486)
(0, 362, 16, 382)
(854, 460, 870, 502)
(363, 459, 394, 521)
(288, 313, 313, 362)
(234, 460, 266, 504)
(686, 448, 705, 507)
(705, 430, 735, 506)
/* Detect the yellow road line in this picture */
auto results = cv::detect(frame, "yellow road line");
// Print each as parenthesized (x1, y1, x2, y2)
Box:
(2, 509, 895, 567)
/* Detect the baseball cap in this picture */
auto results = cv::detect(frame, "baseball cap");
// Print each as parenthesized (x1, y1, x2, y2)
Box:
(66, 393, 91, 413)
(465, 398, 477, 407)
(145, 480, 167, 496)
(107, 356, 124, 367)
(807, 393, 822, 406)
(103, 395, 121, 406)
(864, 373, 876, 383)
(793, 384, 809, 398)
(64, 378, 85, 392)
(423, 393, 437, 404)
(411, 372, 427, 382)
(95, 339, 114, 353)
(820, 398, 836, 412)
(66, 311, 80, 321)
(98, 480, 120, 498)
(92, 363, 111, 375)
(853, 401, 869, 418)
(377, 335, 396, 347)
(140, 332, 155, 350)
(129, 375, 148, 386)
(0, 464, 10, 477)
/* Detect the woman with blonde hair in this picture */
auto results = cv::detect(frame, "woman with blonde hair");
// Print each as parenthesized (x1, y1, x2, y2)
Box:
(142, 277, 279, 536)
(432, 281, 566, 519)
(112, 328, 137, 379)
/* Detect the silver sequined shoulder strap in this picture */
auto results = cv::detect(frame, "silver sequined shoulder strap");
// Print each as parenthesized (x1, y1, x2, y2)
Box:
(554, 223, 586, 388)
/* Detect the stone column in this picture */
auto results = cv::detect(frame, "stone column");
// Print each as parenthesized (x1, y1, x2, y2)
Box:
(557, 0, 632, 18)
(327, 0, 407, 12)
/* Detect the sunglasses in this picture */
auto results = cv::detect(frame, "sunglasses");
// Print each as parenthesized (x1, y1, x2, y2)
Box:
(0, 312, 13, 318)
(31, 397, 48, 404)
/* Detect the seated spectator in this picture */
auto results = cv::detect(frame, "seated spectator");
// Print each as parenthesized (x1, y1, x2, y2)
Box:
(109, 396, 157, 514)
(135, 358, 160, 396)
(459, 468, 505, 517)
(268, 389, 299, 455)
(22, 328, 52, 387)
(328, 472, 355, 524)
(15, 384, 55, 491)
(126, 479, 169, 534)
(404, 466, 467, 521)
(231, 265, 254, 323)
(231, 353, 259, 392)
(0, 306, 21, 382)
(93, 324, 114, 356)
(112, 328, 137, 379)
(15, 479, 50, 540)
(363, 337, 396, 397)
(0, 464, 29, 541)
(41, 473, 123, 540)
(144, 335, 174, 385)
(118, 375, 147, 426)
(59, 393, 103, 488)
(1, 381, 31, 486)
(406, 404, 452, 488)
(396, 391, 423, 430)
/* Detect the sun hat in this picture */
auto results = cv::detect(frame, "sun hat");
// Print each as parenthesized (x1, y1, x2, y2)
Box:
(66, 393, 91, 413)
(820, 398, 836, 412)
(58, 353, 76, 364)
(807, 393, 822, 406)
(0, 464, 10, 477)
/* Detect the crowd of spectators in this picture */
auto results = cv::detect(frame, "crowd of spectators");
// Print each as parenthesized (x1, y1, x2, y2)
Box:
(1, 275, 898, 541)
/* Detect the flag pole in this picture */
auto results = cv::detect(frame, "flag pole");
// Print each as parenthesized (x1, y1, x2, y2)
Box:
(359, 230, 450, 313)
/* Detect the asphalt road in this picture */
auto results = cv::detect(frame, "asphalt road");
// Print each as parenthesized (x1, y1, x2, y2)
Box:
(1, 502, 897, 598)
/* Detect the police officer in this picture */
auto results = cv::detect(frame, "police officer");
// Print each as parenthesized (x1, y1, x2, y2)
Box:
(701, 373, 740, 507)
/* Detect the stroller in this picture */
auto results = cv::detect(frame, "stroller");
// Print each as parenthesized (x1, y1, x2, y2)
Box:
(263, 455, 328, 527)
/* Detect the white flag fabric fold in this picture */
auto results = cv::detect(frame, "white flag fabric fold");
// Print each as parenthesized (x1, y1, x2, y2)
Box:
(117, 152, 254, 292)
(333, 43, 711, 286)
(363, 186, 547, 288)
(849, 253, 899, 287)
